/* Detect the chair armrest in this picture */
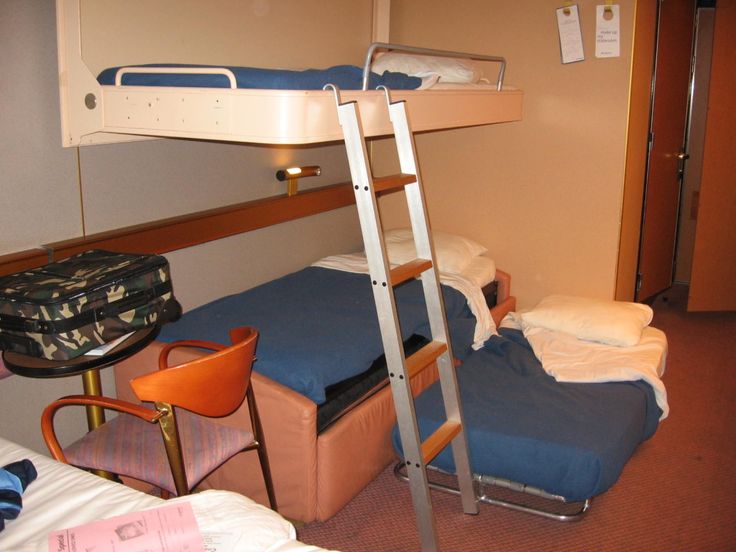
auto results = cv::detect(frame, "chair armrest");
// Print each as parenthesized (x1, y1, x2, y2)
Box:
(41, 395, 158, 463)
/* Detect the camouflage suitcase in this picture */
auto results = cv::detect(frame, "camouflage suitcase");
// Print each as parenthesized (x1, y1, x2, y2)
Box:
(0, 250, 181, 361)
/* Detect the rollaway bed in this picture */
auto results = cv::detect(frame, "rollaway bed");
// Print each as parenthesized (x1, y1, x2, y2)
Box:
(394, 328, 667, 519)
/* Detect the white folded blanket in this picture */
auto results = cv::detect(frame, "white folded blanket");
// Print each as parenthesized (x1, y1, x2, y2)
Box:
(502, 312, 669, 420)
(312, 253, 496, 350)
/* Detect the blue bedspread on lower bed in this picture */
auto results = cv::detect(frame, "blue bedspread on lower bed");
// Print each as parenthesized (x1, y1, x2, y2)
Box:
(97, 64, 422, 90)
(158, 267, 476, 405)
(393, 328, 662, 501)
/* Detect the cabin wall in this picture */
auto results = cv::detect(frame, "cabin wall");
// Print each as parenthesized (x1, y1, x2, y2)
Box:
(0, 0, 367, 453)
(378, 0, 636, 309)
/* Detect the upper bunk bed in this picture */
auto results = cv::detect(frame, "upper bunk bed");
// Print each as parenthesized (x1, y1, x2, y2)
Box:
(57, 0, 523, 147)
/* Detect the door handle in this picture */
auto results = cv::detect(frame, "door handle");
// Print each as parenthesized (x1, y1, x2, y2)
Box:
(677, 152, 689, 178)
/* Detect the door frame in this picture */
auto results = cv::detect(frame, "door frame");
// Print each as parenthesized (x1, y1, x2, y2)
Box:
(616, 0, 696, 302)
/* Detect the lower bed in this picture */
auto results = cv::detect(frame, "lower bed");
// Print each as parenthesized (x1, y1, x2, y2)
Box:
(0, 436, 333, 552)
(114, 260, 515, 523)
(393, 326, 666, 518)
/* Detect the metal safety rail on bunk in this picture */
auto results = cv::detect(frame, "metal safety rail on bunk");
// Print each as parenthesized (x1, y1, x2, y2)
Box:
(326, 83, 478, 552)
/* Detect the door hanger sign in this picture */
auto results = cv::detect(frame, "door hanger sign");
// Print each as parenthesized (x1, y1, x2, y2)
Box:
(556, 4, 585, 64)
(596, 4, 621, 58)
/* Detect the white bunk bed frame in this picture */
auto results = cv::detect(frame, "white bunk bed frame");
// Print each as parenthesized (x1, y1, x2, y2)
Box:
(56, 1, 522, 147)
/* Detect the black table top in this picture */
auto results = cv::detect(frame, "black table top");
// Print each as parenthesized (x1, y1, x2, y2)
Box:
(2, 325, 160, 378)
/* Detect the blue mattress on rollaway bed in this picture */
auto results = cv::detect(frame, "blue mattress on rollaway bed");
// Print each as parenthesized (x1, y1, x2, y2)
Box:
(393, 328, 662, 502)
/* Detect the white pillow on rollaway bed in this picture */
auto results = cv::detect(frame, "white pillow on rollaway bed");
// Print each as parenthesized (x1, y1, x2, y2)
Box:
(520, 295, 654, 347)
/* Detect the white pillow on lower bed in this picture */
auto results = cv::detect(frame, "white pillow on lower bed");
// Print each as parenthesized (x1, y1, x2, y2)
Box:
(383, 228, 487, 275)
(520, 295, 654, 347)
(459, 255, 496, 288)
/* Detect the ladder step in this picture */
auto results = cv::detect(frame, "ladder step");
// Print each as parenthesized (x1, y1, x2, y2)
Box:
(421, 420, 462, 464)
(390, 259, 433, 286)
(406, 340, 448, 379)
(373, 173, 417, 194)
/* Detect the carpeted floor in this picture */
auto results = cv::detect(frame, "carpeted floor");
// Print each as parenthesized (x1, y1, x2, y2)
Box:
(297, 286, 736, 551)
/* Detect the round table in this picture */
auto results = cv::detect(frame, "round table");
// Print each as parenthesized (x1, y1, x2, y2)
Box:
(2, 325, 160, 429)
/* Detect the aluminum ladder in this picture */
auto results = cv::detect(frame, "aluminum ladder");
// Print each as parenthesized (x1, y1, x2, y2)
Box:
(327, 84, 478, 552)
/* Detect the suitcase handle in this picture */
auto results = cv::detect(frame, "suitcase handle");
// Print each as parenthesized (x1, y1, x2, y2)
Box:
(0, 314, 45, 334)
(97, 289, 156, 318)
(0, 330, 43, 357)
(93, 280, 173, 323)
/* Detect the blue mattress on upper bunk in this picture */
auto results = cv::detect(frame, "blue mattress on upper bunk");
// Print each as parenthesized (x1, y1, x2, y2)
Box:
(97, 64, 422, 90)
(393, 328, 662, 502)
(158, 267, 477, 405)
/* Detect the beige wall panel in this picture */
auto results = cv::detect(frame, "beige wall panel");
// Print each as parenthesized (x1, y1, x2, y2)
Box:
(81, 0, 374, 74)
(79, 139, 352, 233)
(384, 0, 635, 308)
(166, 207, 363, 311)
(0, 0, 80, 255)
(0, 369, 116, 454)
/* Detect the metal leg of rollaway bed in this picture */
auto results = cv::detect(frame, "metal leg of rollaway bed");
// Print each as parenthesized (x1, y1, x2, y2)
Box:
(394, 462, 591, 522)
(328, 83, 478, 552)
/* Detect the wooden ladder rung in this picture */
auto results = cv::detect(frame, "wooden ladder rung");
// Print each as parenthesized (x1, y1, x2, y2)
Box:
(421, 420, 462, 464)
(390, 258, 432, 286)
(373, 173, 417, 194)
(406, 340, 448, 379)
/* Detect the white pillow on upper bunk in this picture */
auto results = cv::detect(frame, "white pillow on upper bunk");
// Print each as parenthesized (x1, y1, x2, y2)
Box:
(383, 228, 487, 275)
(372, 52, 482, 84)
(520, 295, 654, 347)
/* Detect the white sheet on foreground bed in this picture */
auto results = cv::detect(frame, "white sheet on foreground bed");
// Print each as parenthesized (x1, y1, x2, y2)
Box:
(312, 253, 497, 349)
(502, 313, 669, 419)
(0, 437, 333, 552)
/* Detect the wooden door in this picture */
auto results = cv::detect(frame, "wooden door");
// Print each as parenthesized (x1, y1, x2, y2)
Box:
(688, 2, 736, 311)
(636, 0, 695, 301)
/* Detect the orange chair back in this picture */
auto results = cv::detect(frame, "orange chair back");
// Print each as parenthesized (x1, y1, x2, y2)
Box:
(131, 327, 258, 417)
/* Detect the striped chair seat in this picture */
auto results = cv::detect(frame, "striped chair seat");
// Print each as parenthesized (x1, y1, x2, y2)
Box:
(64, 408, 254, 495)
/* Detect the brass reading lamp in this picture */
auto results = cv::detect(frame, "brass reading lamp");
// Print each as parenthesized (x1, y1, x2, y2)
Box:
(276, 165, 321, 196)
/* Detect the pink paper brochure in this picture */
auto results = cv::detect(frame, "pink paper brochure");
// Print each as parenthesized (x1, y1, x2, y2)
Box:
(48, 501, 205, 552)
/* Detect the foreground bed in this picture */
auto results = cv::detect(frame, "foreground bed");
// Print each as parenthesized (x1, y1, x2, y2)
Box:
(114, 252, 514, 523)
(0, 436, 333, 552)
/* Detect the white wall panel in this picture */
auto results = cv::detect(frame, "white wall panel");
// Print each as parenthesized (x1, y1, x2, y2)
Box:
(0, 0, 80, 254)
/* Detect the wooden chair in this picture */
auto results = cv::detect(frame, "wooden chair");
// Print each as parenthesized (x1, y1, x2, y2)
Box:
(41, 326, 277, 508)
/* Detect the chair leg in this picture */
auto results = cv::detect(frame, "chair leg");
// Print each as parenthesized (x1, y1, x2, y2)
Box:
(247, 388, 277, 511)
(157, 403, 190, 497)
